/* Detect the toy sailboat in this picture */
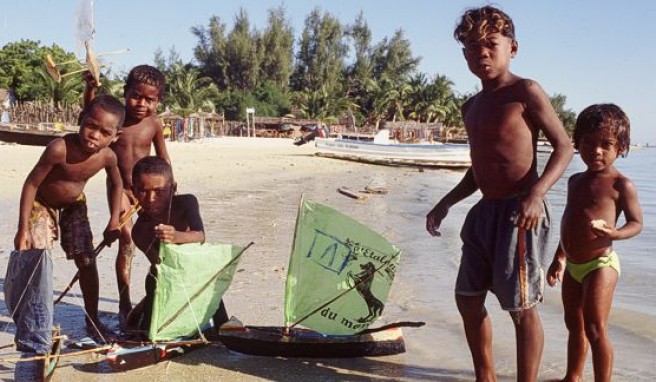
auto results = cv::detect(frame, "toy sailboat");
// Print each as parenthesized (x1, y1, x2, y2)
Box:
(218, 198, 424, 357)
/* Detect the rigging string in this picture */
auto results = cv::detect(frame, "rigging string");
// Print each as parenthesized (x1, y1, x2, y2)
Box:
(68, 287, 107, 344)
(177, 278, 208, 343)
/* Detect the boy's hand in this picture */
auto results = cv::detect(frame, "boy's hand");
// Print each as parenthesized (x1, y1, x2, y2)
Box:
(82, 70, 97, 89)
(547, 257, 565, 287)
(14, 229, 33, 251)
(590, 219, 614, 238)
(155, 224, 177, 244)
(103, 228, 121, 246)
(516, 193, 545, 230)
(426, 203, 449, 237)
(125, 189, 138, 207)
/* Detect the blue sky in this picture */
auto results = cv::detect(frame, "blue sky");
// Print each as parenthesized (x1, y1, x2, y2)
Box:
(2, 1, 655, 144)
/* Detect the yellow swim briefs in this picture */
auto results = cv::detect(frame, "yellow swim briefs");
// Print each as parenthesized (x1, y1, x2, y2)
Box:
(566, 250, 620, 283)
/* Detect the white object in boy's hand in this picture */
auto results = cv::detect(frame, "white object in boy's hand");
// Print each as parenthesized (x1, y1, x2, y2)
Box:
(590, 219, 608, 230)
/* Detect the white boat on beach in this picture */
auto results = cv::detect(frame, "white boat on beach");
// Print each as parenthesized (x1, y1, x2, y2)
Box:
(314, 130, 471, 169)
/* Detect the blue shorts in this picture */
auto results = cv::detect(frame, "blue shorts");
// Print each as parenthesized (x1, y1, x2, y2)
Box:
(456, 196, 551, 311)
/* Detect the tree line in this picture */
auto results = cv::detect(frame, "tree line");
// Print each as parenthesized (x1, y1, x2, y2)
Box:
(0, 6, 577, 135)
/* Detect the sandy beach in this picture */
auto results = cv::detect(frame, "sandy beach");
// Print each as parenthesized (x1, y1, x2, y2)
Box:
(0, 138, 654, 381)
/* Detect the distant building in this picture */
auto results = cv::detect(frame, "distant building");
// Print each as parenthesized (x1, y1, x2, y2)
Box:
(0, 88, 15, 123)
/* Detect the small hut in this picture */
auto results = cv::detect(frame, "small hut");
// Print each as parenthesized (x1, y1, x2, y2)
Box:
(158, 107, 182, 141)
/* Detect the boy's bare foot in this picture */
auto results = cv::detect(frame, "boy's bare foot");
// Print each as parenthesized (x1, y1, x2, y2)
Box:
(118, 309, 130, 331)
(85, 318, 113, 344)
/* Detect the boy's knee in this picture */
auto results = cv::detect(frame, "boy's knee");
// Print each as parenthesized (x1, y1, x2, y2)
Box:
(509, 307, 538, 326)
(74, 256, 96, 270)
(584, 321, 606, 342)
(119, 228, 132, 243)
(119, 242, 135, 258)
(456, 294, 487, 318)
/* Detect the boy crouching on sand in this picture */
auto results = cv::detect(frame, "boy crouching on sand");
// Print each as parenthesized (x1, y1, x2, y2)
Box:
(14, 94, 125, 335)
(547, 104, 642, 382)
(126, 156, 228, 335)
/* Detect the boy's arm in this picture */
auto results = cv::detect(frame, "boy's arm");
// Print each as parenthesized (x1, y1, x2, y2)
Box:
(615, 178, 643, 239)
(152, 119, 171, 165)
(155, 194, 205, 244)
(14, 141, 64, 250)
(426, 168, 478, 237)
(547, 243, 566, 286)
(104, 150, 124, 238)
(519, 80, 574, 230)
(593, 178, 643, 240)
(82, 71, 97, 113)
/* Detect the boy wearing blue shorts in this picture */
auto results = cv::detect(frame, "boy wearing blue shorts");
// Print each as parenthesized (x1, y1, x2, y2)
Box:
(426, 6, 574, 381)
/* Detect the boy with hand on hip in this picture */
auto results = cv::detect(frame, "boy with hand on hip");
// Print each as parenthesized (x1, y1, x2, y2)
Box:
(84, 65, 171, 326)
(425, 6, 574, 381)
(14, 94, 125, 335)
(548, 104, 642, 382)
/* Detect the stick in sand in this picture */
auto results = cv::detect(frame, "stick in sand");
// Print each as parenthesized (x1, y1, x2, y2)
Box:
(54, 204, 141, 305)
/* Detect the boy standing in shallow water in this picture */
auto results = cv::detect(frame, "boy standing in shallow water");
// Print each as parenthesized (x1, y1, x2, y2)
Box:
(14, 94, 125, 335)
(84, 65, 171, 326)
(126, 156, 228, 334)
(426, 6, 573, 381)
(547, 104, 642, 382)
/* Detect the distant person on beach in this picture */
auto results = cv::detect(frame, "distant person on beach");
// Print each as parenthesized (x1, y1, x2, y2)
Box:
(14, 94, 124, 336)
(547, 104, 642, 382)
(425, 6, 574, 381)
(83, 65, 171, 327)
(125, 156, 228, 334)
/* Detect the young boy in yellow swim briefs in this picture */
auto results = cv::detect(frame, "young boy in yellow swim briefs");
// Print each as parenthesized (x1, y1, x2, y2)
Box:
(547, 104, 643, 382)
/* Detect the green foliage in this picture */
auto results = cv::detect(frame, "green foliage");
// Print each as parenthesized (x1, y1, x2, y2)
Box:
(258, 6, 294, 87)
(0, 40, 81, 102)
(290, 8, 348, 94)
(550, 93, 577, 137)
(2, 8, 577, 131)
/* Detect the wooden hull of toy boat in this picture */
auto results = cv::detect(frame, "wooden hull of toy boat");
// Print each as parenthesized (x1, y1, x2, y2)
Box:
(218, 326, 405, 358)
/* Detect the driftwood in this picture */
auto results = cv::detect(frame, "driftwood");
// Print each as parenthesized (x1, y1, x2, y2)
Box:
(337, 187, 367, 200)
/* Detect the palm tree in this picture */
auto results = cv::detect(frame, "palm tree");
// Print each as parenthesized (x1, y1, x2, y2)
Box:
(292, 85, 357, 124)
(364, 76, 396, 129)
(166, 63, 220, 117)
(35, 67, 83, 109)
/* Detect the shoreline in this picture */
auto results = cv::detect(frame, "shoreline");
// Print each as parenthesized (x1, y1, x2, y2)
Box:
(0, 138, 654, 381)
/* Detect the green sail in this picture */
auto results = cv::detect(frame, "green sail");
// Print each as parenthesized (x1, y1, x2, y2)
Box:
(284, 199, 401, 335)
(149, 242, 244, 341)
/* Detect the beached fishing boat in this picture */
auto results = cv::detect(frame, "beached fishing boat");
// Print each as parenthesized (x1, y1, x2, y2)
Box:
(314, 130, 471, 168)
(218, 199, 424, 358)
(0, 124, 72, 146)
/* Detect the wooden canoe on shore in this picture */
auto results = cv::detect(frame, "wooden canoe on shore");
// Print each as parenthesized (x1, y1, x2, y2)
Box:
(0, 124, 71, 146)
(218, 325, 409, 358)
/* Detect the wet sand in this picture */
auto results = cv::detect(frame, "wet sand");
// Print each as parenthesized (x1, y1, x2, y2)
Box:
(0, 138, 654, 381)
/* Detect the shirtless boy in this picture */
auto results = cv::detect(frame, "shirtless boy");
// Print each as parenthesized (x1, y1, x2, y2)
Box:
(425, 6, 574, 381)
(14, 94, 124, 334)
(547, 104, 642, 382)
(84, 65, 171, 325)
(126, 156, 228, 334)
